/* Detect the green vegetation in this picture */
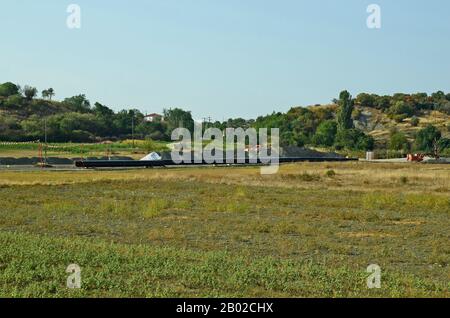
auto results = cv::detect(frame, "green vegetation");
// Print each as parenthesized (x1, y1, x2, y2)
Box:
(0, 82, 195, 143)
(0, 140, 169, 159)
(414, 124, 450, 154)
(410, 116, 420, 127)
(0, 163, 448, 297)
(312, 120, 337, 147)
(337, 90, 355, 131)
(389, 130, 410, 152)
(1, 82, 449, 155)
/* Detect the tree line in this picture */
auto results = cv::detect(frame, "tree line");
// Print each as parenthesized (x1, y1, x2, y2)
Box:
(0, 82, 195, 143)
(1, 82, 449, 154)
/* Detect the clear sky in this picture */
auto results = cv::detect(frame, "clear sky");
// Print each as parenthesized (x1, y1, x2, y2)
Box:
(1, 0, 449, 120)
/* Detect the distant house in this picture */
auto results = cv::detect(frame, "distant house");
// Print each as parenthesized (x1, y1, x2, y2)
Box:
(144, 113, 163, 122)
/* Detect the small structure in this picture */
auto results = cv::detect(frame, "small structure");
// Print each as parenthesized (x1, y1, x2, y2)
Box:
(144, 113, 163, 122)
(366, 151, 375, 161)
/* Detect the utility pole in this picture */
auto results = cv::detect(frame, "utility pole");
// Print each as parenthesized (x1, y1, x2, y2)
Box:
(131, 114, 135, 149)
(44, 118, 48, 163)
(202, 117, 212, 129)
(44, 118, 47, 144)
(202, 117, 207, 125)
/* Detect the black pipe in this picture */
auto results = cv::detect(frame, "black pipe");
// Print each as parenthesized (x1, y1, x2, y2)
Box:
(74, 157, 358, 168)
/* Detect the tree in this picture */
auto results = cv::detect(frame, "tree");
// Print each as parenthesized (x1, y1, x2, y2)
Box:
(59, 112, 98, 137)
(389, 131, 410, 152)
(23, 85, 38, 101)
(287, 107, 318, 140)
(414, 125, 441, 153)
(63, 94, 91, 113)
(336, 90, 354, 131)
(136, 120, 168, 140)
(411, 92, 432, 110)
(163, 108, 194, 133)
(0, 82, 20, 97)
(93, 102, 114, 118)
(47, 88, 55, 100)
(112, 109, 144, 136)
(42, 88, 55, 100)
(375, 95, 391, 110)
(21, 115, 44, 138)
(435, 101, 450, 115)
(431, 91, 445, 101)
(312, 120, 337, 147)
(389, 101, 414, 117)
(335, 129, 374, 151)
(280, 130, 295, 147)
(356, 93, 376, 108)
(438, 138, 450, 151)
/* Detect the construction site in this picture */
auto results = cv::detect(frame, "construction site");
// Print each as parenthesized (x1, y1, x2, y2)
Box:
(0, 140, 448, 170)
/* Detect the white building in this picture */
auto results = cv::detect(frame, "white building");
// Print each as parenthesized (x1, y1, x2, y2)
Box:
(144, 113, 163, 122)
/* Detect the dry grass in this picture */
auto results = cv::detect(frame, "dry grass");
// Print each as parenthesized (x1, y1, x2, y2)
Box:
(1, 162, 449, 194)
(0, 162, 449, 297)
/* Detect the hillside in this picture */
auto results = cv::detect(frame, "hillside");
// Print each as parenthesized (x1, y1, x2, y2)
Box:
(1, 82, 450, 155)
(307, 104, 450, 147)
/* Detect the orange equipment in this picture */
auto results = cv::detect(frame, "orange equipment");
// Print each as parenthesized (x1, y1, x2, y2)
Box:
(407, 153, 425, 162)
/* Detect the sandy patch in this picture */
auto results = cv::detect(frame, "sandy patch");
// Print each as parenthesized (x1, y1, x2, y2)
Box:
(390, 220, 424, 226)
(337, 231, 397, 238)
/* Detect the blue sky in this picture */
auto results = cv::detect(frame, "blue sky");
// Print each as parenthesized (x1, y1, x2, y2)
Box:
(1, 0, 449, 120)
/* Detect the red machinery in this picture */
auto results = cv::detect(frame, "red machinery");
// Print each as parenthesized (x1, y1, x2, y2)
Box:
(407, 153, 425, 162)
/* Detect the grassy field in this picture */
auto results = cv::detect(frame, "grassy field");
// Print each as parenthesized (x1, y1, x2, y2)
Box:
(0, 162, 449, 297)
(0, 140, 169, 160)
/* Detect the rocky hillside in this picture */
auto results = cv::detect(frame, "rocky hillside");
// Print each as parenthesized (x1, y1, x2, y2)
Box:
(352, 106, 449, 147)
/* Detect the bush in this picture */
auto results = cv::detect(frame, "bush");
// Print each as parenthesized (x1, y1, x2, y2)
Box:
(335, 129, 374, 151)
(70, 130, 93, 142)
(389, 132, 410, 152)
(389, 101, 414, 117)
(438, 138, 450, 151)
(410, 116, 420, 127)
(356, 93, 376, 108)
(0, 82, 19, 97)
(393, 114, 408, 123)
(148, 130, 166, 141)
(312, 120, 337, 147)
(4, 94, 24, 108)
(414, 125, 441, 152)
(435, 101, 450, 115)
(400, 176, 409, 184)
(325, 170, 336, 178)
